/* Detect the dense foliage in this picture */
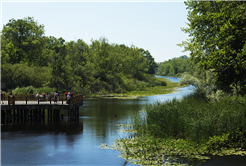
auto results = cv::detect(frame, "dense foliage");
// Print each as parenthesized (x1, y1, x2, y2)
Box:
(156, 55, 196, 76)
(178, 1, 246, 95)
(1, 17, 159, 94)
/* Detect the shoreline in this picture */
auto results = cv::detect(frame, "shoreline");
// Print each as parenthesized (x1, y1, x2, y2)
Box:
(86, 83, 183, 99)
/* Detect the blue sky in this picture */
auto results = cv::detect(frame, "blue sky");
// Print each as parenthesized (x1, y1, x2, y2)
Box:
(1, 0, 190, 62)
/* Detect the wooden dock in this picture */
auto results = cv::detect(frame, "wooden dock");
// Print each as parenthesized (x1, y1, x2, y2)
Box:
(1, 94, 83, 124)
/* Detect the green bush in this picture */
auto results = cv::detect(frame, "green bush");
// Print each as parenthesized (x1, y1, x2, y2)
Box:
(206, 128, 246, 151)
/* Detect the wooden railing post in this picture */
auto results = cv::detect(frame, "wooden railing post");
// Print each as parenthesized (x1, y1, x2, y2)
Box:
(62, 96, 63, 105)
(50, 95, 51, 105)
(8, 96, 10, 109)
(4, 93, 5, 101)
(13, 95, 15, 105)
(38, 95, 39, 105)
(26, 94, 28, 105)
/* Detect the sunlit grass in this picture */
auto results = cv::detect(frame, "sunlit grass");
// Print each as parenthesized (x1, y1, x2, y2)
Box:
(123, 82, 181, 96)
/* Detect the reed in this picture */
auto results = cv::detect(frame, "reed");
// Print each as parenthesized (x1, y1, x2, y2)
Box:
(133, 93, 246, 144)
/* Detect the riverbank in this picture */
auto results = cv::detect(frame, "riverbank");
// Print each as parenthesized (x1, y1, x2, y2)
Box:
(4, 77, 182, 99)
(102, 92, 246, 165)
(95, 77, 183, 99)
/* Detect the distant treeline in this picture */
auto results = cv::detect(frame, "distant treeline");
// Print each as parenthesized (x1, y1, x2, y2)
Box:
(1, 17, 162, 94)
(156, 55, 196, 76)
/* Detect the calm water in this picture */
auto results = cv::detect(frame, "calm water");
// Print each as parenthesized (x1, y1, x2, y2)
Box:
(1, 76, 246, 165)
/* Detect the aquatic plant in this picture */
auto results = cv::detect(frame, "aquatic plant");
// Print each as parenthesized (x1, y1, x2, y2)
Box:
(100, 93, 246, 165)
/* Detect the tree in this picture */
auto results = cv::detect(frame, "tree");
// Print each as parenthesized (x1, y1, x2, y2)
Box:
(178, 1, 246, 95)
(138, 48, 158, 75)
(65, 39, 89, 88)
(1, 17, 47, 66)
(47, 36, 68, 90)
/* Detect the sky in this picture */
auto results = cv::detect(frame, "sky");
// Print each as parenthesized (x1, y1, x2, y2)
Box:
(1, 0, 190, 63)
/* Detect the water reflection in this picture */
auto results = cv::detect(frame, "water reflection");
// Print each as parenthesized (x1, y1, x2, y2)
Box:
(155, 75, 181, 82)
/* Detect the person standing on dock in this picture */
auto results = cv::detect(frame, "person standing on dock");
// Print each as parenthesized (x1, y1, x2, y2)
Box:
(57, 91, 60, 101)
(46, 92, 50, 100)
(43, 93, 46, 101)
(54, 91, 58, 103)
(67, 92, 70, 104)
(1, 90, 4, 104)
(65, 92, 68, 100)
(36, 93, 41, 101)
(9, 90, 12, 97)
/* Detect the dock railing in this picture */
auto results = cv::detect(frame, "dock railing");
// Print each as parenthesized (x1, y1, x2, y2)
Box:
(3, 93, 83, 105)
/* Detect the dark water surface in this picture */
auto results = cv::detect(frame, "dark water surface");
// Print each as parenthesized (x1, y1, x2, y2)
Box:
(1, 76, 246, 165)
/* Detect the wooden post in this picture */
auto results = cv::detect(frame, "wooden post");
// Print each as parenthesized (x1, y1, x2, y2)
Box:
(68, 107, 70, 122)
(62, 96, 63, 105)
(4, 93, 5, 101)
(42, 109, 45, 123)
(26, 94, 28, 105)
(30, 110, 33, 122)
(20, 109, 23, 122)
(50, 95, 51, 105)
(13, 95, 15, 105)
(13, 109, 16, 123)
(8, 96, 10, 107)
(38, 95, 39, 105)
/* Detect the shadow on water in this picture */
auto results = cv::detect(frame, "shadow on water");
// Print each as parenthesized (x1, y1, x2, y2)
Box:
(196, 155, 246, 166)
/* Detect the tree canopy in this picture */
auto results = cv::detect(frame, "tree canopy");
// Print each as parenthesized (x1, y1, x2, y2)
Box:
(156, 55, 196, 76)
(1, 17, 159, 94)
(178, 1, 246, 95)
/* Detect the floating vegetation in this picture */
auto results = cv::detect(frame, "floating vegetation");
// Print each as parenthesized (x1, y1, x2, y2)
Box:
(99, 136, 246, 166)
(99, 137, 207, 165)
(116, 124, 132, 127)
(115, 129, 137, 133)
(115, 124, 137, 133)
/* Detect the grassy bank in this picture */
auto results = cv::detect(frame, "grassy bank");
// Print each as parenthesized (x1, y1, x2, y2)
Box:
(97, 78, 182, 99)
(103, 93, 246, 165)
(4, 77, 182, 99)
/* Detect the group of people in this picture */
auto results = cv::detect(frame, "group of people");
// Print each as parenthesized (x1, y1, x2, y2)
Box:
(53, 91, 74, 104)
(36, 92, 50, 101)
(1, 90, 74, 104)
(64, 92, 73, 104)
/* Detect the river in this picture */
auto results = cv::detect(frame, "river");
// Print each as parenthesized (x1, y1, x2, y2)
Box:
(1, 76, 245, 166)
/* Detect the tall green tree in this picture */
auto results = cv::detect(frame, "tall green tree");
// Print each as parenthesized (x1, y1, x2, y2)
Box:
(178, 1, 246, 95)
(47, 36, 68, 90)
(1, 17, 47, 66)
(138, 48, 158, 75)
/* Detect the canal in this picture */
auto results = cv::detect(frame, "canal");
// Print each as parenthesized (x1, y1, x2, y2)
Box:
(1, 76, 245, 165)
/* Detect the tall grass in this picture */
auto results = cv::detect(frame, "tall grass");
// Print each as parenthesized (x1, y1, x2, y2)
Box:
(112, 91, 246, 165)
(133, 92, 246, 144)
